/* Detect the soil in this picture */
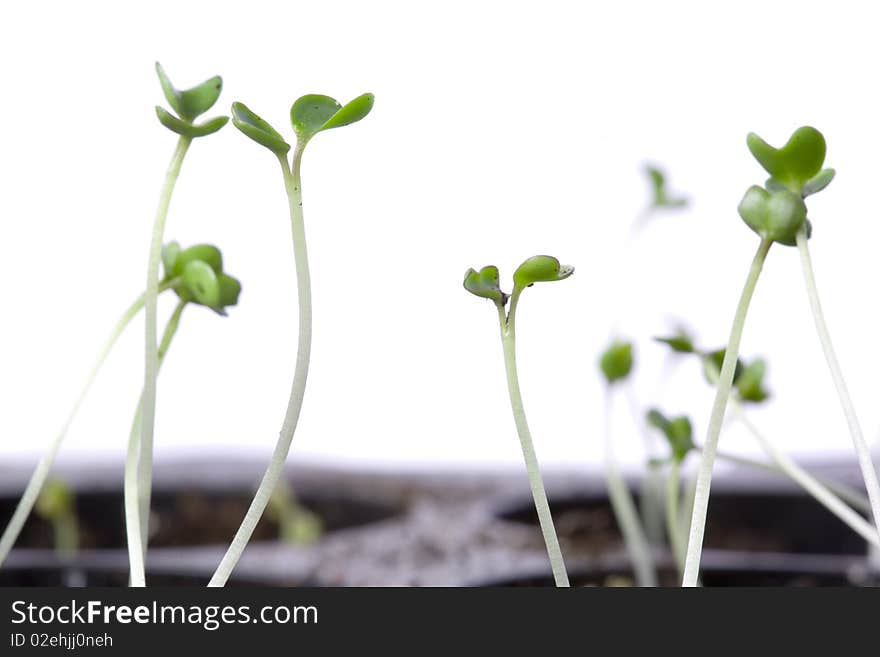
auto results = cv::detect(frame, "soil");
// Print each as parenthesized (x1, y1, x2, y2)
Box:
(0, 487, 400, 550)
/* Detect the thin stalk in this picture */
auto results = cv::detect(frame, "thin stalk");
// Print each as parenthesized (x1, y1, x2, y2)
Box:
(623, 386, 666, 547)
(139, 135, 191, 570)
(54, 513, 79, 561)
(209, 148, 312, 587)
(713, 448, 871, 516)
(682, 238, 771, 586)
(796, 227, 880, 538)
(125, 299, 186, 587)
(0, 284, 172, 567)
(665, 459, 685, 577)
(499, 292, 568, 587)
(604, 389, 657, 586)
(726, 401, 879, 548)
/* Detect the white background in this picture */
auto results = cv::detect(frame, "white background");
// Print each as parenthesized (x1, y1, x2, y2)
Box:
(1, 0, 878, 475)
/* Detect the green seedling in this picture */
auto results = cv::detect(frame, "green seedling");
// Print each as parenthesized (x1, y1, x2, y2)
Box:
(747, 127, 880, 547)
(34, 479, 79, 559)
(210, 92, 373, 588)
(645, 165, 688, 211)
(678, 127, 833, 587)
(139, 63, 228, 585)
(125, 242, 241, 587)
(266, 480, 323, 545)
(0, 275, 187, 569)
(748, 128, 880, 549)
(646, 409, 694, 578)
(598, 340, 657, 587)
(656, 333, 879, 557)
(464, 255, 573, 587)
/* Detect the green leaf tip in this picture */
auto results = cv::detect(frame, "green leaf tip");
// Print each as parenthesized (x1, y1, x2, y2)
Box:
(644, 164, 688, 209)
(654, 330, 695, 354)
(737, 185, 807, 246)
(463, 265, 508, 304)
(163, 241, 241, 314)
(155, 63, 227, 137)
(290, 92, 374, 142)
(231, 101, 291, 155)
(599, 340, 633, 384)
(646, 409, 694, 462)
(513, 255, 574, 289)
(735, 358, 770, 403)
(746, 126, 830, 196)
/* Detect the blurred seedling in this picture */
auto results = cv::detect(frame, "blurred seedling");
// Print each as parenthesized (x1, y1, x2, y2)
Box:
(654, 333, 878, 555)
(598, 340, 657, 587)
(266, 480, 323, 545)
(634, 165, 688, 230)
(210, 91, 373, 588)
(34, 479, 79, 560)
(125, 242, 241, 586)
(464, 256, 574, 587)
(0, 253, 191, 568)
(139, 64, 229, 584)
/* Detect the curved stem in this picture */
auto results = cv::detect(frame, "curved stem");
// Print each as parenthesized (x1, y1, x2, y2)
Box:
(726, 401, 879, 548)
(138, 135, 191, 571)
(604, 388, 657, 586)
(0, 288, 158, 567)
(796, 227, 880, 538)
(499, 291, 569, 587)
(682, 238, 771, 587)
(666, 459, 685, 577)
(125, 299, 186, 587)
(209, 148, 312, 587)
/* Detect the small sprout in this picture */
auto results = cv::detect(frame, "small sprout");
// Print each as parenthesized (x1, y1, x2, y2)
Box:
(746, 126, 831, 196)
(162, 241, 241, 315)
(512, 255, 574, 290)
(463, 265, 508, 305)
(654, 330, 695, 354)
(702, 348, 745, 385)
(645, 165, 688, 210)
(737, 185, 808, 246)
(290, 93, 375, 143)
(230, 102, 291, 155)
(646, 409, 694, 463)
(599, 340, 634, 384)
(155, 63, 228, 138)
(266, 481, 323, 546)
(35, 480, 75, 521)
(735, 357, 770, 403)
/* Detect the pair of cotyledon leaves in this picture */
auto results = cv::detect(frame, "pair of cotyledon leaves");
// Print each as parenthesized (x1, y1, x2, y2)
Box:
(154, 63, 375, 147)
(463, 256, 575, 307)
(646, 409, 694, 463)
(738, 126, 834, 246)
(231, 93, 375, 155)
(162, 242, 241, 315)
(155, 63, 229, 139)
(653, 330, 769, 403)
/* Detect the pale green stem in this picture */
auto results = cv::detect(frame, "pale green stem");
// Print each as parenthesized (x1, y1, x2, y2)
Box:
(726, 401, 879, 548)
(125, 299, 186, 587)
(623, 386, 665, 547)
(499, 290, 569, 587)
(604, 388, 657, 587)
(0, 285, 167, 567)
(682, 238, 771, 587)
(666, 459, 685, 577)
(796, 227, 880, 538)
(139, 135, 191, 574)
(714, 448, 871, 516)
(54, 513, 79, 560)
(209, 147, 312, 587)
